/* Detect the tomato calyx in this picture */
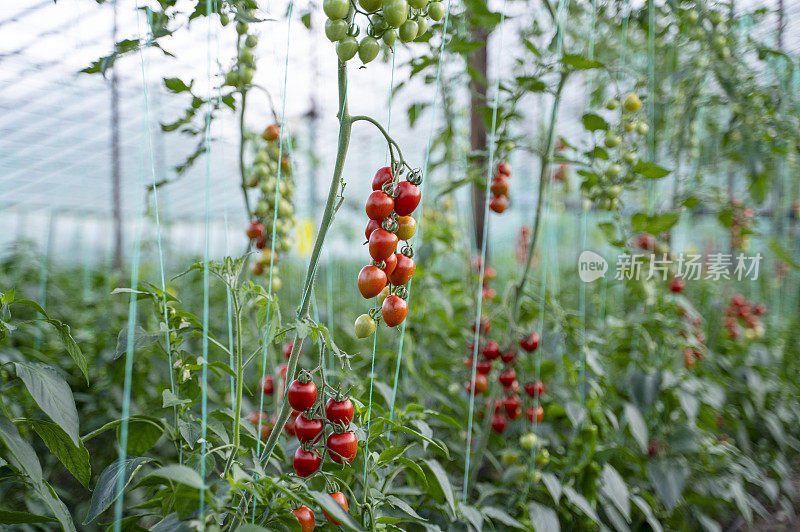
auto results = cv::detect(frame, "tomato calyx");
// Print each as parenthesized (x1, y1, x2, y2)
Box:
(297, 369, 314, 385)
(406, 168, 423, 186)
(400, 243, 414, 258)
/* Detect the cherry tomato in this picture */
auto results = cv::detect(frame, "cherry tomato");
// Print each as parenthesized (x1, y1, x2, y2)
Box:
(358, 36, 380, 64)
(387, 254, 415, 286)
(398, 20, 418, 42)
(466, 373, 488, 394)
(285, 410, 300, 437)
(323, 492, 349, 525)
(668, 278, 685, 293)
(251, 261, 266, 275)
(383, 29, 397, 47)
(623, 93, 642, 112)
(327, 431, 358, 463)
(519, 332, 540, 352)
(293, 447, 321, 477)
(292, 506, 315, 532)
(262, 124, 280, 142)
(489, 195, 508, 213)
(373, 166, 393, 190)
(476, 359, 492, 375)
(248, 411, 268, 425)
(491, 414, 508, 433)
(482, 341, 500, 360)
(396, 216, 417, 240)
(366, 190, 394, 220)
(382, 0, 408, 27)
(526, 405, 544, 423)
(754, 303, 766, 315)
(393, 181, 421, 215)
(497, 161, 512, 176)
(295, 414, 324, 443)
(246, 220, 265, 239)
(287, 379, 318, 411)
(428, 1, 445, 20)
(502, 395, 521, 417)
(500, 349, 516, 364)
(490, 176, 509, 196)
(365, 219, 382, 240)
(325, 18, 349, 41)
(381, 294, 408, 327)
(278, 363, 288, 377)
(354, 314, 376, 338)
(498, 369, 516, 387)
(260, 375, 274, 394)
(377, 252, 397, 277)
(326, 397, 355, 425)
(524, 380, 545, 398)
(359, 0, 382, 11)
(368, 228, 398, 261)
(471, 317, 491, 334)
(336, 36, 358, 62)
(283, 341, 299, 359)
(377, 286, 391, 307)
(323, 0, 349, 19)
(358, 265, 388, 298)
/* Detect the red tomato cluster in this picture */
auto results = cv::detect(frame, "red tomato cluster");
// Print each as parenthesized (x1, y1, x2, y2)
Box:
(291, 491, 349, 530)
(676, 307, 706, 369)
(489, 161, 511, 213)
(728, 198, 754, 250)
(473, 258, 498, 300)
(723, 293, 765, 340)
(358, 166, 422, 331)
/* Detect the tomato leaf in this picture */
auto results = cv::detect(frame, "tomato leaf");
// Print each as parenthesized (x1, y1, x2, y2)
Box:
(84, 457, 154, 524)
(624, 402, 648, 453)
(0, 510, 57, 524)
(528, 501, 560, 532)
(646, 459, 688, 511)
(115, 325, 159, 360)
(599, 464, 630, 521)
(582, 113, 609, 132)
(422, 459, 456, 515)
(27, 419, 92, 489)
(0, 414, 43, 482)
(13, 362, 80, 446)
(562, 54, 604, 69)
(633, 160, 671, 179)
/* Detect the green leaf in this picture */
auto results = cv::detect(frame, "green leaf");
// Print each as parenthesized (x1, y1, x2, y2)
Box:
(13, 362, 80, 446)
(563, 485, 598, 522)
(623, 402, 648, 453)
(423, 459, 456, 515)
(163, 77, 192, 93)
(118, 417, 165, 455)
(730, 478, 752, 523)
(308, 491, 365, 531)
(528, 501, 560, 532)
(1, 289, 15, 304)
(0, 510, 57, 524)
(541, 472, 562, 504)
(84, 457, 154, 524)
(377, 444, 410, 465)
(27, 419, 91, 488)
(115, 326, 159, 360)
(34, 480, 76, 532)
(630, 212, 680, 234)
(179, 419, 202, 449)
(582, 113, 609, 132)
(483, 506, 525, 529)
(461, 505, 483, 531)
(162, 389, 191, 408)
(150, 513, 193, 532)
(599, 464, 630, 521)
(768, 239, 800, 270)
(0, 414, 42, 481)
(300, 12, 311, 28)
(562, 54, 603, 69)
(631, 495, 662, 532)
(647, 459, 688, 511)
(633, 161, 671, 179)
(142, 465, 206, 489)
(385, 495, 425, 521)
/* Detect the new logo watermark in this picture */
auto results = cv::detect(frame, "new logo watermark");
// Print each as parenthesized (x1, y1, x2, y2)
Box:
(578, 250, 608, 283)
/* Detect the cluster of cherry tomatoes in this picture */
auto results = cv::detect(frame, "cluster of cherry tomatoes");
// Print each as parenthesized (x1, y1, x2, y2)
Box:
(464, 319, 546, 433)
(291, 491, 349, 530)
(473, 258, 498, 300)
(723, 293, 766, 340)
(323, 0, 445, 64)
(488, 161, 511, 214)
(354, 166, 422, 337)
(221, 11, 258, 88)
(728, 197, 754, 250)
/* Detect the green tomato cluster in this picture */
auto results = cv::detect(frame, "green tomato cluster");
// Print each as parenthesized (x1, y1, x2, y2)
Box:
(223, 11, 258, 88)
(247, 127, 296, 257)
(323, 0, 445, 64)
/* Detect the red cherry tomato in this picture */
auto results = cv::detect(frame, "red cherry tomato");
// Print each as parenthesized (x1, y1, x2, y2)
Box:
(283, 341, 299, 359)
(497, 161, 512, 176)
(293, 447, 321, 477)
(285, 410, 300, 437)
(524, 380, 545, 398)
(366, 190, 394, 220)
(327, 431, 358, 463)
(498, 369, 516, 387)
(491, 413, 508, 433)
(287, 379, 318, 411)
(490, 176, 509, 196)
(372, 166, 392, 191)
(246, 220, 265, 239)
(387, 254, 416, 286)
(260, 375, 274, 394)
(519, 332, 540, 352)
(489, 195, 508, 213)
(325, 397, 355, 425)
(358, 265, 388, 298)
(476, 359, 492, 375)
(526, 405, 544, 423)
(482, 341, 500, 360)
(466, 373, 488, 394)
(248, 411, 267, 425)
(323, 492, 349, 525)
(294, 414, 324, 443)
(393, 181, 421, 216)
(502, 395, 521, 417)
(365, 219, 382, 240)
(381, 295, 408, 327)
(377, 252, 397, 277)
(668, 277, 685, 293)
(292, 506, 315, 532)
(368, 229, 398, 261)
(500, 349, 516, 364)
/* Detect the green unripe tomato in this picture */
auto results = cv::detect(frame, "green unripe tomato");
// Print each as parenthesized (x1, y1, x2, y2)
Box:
(709, 10, 722, 26)
(245, 34, 258, 48)
(427, 1, 445, 21)
(383, 0, 408, 27)
(408, 0, 427, 9)
(713, 35, 726, 48)
(608, 185, 623, 198)
(245, 175, 259, 188)
(382, 28, 397, 47)
(605, 98, 619, 110)
(220, 13, 230, 26)
(371, 14, 388, 31)
(277, 200, 294, 218)
(636, 121, 649, 135)
(623, 93, 642, 112)
(354, 314, 376, 338)
(501, 140, 515, 151)
(720, 46, 731, 59)
(325, 19, 349, 41)
(358, 36, 381, 64)
(605, 163, 622, 177)
(623, 120, 636, 132)
(415, 17, 428, 38)
(399, 20, 418, 42)
(239, 67, 254, 85)
(520, 432, 538, 450)
(501, 452, 518, 466)
(324, 0, 350, 19)
(686, 9, 698, 24)
(604, 131, 621, 148)
(622, 151, 638, 165)
(255, 200, 270, 217)
(359, 0, 382, 11)
(239, 48, 254, 64)
(224, 70, 239, 86)
(236, 21, 248, 35)
(536, 448, 550, 466)
(336, 35, 359, 61)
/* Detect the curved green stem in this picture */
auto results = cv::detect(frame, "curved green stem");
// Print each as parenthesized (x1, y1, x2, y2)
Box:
(350, 114, 408, 168)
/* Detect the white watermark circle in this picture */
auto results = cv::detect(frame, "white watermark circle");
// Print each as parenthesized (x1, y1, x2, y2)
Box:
(578, 250, 608, 283)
